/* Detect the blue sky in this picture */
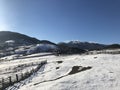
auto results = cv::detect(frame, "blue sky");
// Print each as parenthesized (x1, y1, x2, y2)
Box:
(0, 0, 120, 44)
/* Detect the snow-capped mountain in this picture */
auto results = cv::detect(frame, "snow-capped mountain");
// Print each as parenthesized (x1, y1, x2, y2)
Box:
(0, 31, 120, 57)
(59, 40, 106, 50)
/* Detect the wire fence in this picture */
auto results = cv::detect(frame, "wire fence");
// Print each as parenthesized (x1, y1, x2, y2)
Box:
(86, 50, 120, 55)
(0, 60, 47, 90)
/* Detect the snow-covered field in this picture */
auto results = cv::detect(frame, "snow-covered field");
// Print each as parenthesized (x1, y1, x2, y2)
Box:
(0, 53, 120, 90)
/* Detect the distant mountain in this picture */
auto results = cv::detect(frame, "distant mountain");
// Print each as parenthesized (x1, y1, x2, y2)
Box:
(57, 42, 86, 55)
(58, 41, 106, 50)
(0, 31, 56, 46)
(105, 44, 120, 49)
(0, 31, 58, 57)
(39, 40, 57, 46)
(0, 31, 119, 57)
(0, 31, 41, 45)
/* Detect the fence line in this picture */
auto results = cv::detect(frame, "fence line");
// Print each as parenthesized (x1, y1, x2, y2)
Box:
(0, 61, 44, 75)
(0, 61, 47, 90)
(85, 50, 120, 55)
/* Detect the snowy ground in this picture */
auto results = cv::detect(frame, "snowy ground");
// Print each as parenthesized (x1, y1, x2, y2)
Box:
(0, 53, 120, 90)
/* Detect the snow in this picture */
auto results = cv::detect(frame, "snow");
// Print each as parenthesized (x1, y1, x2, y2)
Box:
(15, 55, 120, 89)
(0, 43, 57, 58)
(26, 44, 57, 54)
(88, 49, 120, 54)
(5, 40, 15, 44)
(5, 40, 15, 46)
(1, 53, 120, 90)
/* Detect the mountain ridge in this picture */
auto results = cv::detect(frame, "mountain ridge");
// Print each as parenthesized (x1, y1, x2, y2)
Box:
(0, 31, 120, 51)
(0, 31, 56, 46)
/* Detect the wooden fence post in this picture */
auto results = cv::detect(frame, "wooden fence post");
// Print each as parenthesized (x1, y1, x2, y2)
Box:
(9, 76, 12, 85)
(16, 74, 19, 82)
(21, 73, 24, 80)
(2, 78, 4, 89)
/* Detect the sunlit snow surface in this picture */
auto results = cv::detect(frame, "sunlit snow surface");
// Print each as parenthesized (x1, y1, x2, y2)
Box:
(1, 53, 120, 90)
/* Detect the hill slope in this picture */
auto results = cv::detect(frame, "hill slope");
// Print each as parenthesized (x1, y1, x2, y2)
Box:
(0, 31, 41, 45)
(0, 31, 58, 56)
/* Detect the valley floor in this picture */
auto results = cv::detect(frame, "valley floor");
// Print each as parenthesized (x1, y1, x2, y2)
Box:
(0, 53, 120, 90)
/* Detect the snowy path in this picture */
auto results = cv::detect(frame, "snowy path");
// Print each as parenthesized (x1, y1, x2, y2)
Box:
(5, 63, 46, 90)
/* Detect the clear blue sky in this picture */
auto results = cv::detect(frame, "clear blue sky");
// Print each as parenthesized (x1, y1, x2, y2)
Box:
(0, 0, 120, 44)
